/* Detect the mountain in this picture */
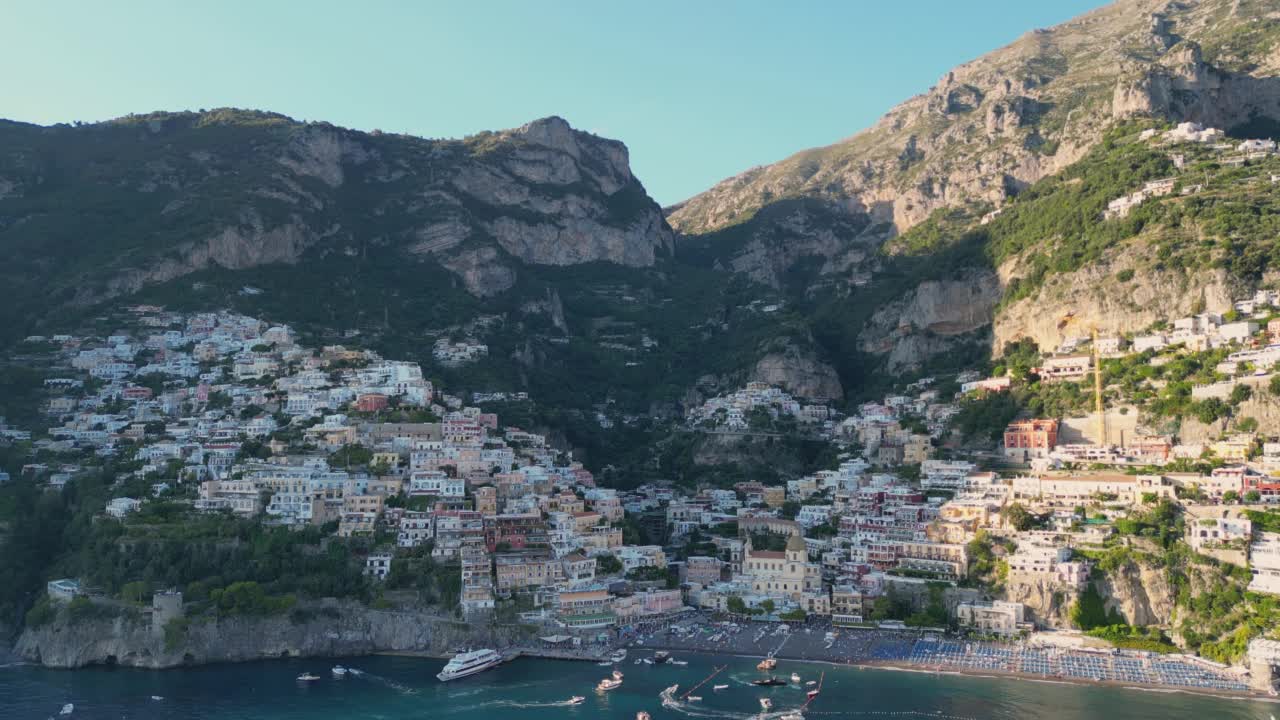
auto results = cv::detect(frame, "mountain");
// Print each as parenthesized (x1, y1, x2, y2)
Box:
(0, 110, 671, 312)
(0, 110, 842, 468)
(5, 0, 1280, 427)
(671, 0, 1280, 371)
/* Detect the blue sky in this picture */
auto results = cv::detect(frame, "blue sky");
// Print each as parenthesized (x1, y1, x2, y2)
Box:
(2, 1, 1107, 205)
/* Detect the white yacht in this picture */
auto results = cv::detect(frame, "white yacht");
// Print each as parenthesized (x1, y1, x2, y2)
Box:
(332, 666, 348, 678)
(436, 649, 503, 682)
(609, 648, 628, 663)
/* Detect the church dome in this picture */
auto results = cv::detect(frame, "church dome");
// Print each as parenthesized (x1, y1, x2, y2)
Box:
(786, 533, 806, 553)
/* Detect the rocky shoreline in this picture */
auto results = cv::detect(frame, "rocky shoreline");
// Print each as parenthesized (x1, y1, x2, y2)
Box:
(14, 603, 534, 670)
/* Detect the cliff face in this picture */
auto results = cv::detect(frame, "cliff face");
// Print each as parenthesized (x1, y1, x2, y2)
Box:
(859, 272, 1001, 372)
(749, 341, 844, 402)
(1004, 572, 1077, 628)
(15, 603, 532, 669)
(669, 0, 1280, 375)
(0, 112, 673, 323)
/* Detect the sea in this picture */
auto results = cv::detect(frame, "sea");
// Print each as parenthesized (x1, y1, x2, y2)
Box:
(1, 653, 1277, 720)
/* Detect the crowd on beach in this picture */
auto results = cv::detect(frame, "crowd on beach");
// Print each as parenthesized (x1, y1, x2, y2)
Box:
(602, 613, 1250, 694)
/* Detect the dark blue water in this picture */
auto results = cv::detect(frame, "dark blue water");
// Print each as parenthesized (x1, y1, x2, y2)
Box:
(1, 654, 1276, 719)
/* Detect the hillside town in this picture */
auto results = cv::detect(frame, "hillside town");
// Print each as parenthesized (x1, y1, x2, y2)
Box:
(13, 295, 1280, 695)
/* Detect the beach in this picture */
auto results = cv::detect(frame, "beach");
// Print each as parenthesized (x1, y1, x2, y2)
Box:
(620, 613, 1261, 700)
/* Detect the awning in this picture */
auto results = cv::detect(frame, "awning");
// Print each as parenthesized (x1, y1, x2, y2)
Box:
(539, 634, 572, 643)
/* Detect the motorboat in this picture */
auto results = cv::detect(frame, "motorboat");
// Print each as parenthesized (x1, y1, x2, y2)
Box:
(805, 680, 817, 686)
(437, 649, 503, 682)
(760, 698, 773, 711)
(687, 696, 702, 702)
(713, 684, 729, 691)
(757, 657, 777, 671)
(637, 713, 652, 720)
(567, 696, 586, 705)
(597, 671, 624, 692)
(609, 649, 627, 663)
(807, 688, 820, 699)
(296, 673, 321, 682)
(671, 660, 688, 666)
(598, 661, 614, 666)
(150, 696, 164, 701)
(790, 673, 801, 683)
(332, 666, 348, 677)
(59, 704, 74, 716)
(751, 676, 786, 686)
(653, 651, 671, 664)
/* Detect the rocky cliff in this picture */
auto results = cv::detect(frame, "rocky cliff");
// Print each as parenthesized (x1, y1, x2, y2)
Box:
(669, 0, 1280, 370)
(15, 602, 533, 669)
(0, 111, 673, 332)
(672, 0, 1280, 241)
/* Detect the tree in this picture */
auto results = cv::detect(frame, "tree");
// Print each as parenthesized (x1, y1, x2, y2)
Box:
(121, 580, 149, 603)
(596, 554, 622, 575)
(1270, 374, 1280, 397)
(726, 595, 747, 615)
(760, 599, 776, 615)
(1230, 384, 1253, 405)
(1223, 490, 1240, 503)
(1246, 490, 1262, 503)
(1001, 503, 1037, 531)
(1071, 583, 1123, 631)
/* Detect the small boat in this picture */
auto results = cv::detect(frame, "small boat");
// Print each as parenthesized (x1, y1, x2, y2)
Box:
(642, 658, 654, 665)
(713, 684, 729, 691)
(807, 688, 820, 699)
(757, 656, 777, 671)
(687, 695, 702, 702)
(59, 704, 74, 716)
(805, 680, 817, 686)
(637, 713, 652, 720)
(760, 698, 773, 711)
(332, 666, 348, 677)
(597, 675, 623, 691)
(609, 649, 627, 663)
(150, 696, 164, 701)
(653, 651, 671, 664)
(567, 696, 586, 705)
(780, 712, 805, 720)
(598, 661, 614, 667)
(790, 672, 801, 683)
(752, 676, 787, 686)
(671, 659, 688, 666)
(347, 668, 364, 676)
(296, 673, 321, 682)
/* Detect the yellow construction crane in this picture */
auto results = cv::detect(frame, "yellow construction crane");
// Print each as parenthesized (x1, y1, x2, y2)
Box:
(1057, 313, 1107, 447)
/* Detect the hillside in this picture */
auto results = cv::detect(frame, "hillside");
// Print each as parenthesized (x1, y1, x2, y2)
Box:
(669, 0, 1280, 302)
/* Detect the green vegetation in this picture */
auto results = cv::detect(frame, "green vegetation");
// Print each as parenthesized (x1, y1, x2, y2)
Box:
(1071, 583, 1125, 630)
(1085, 624, 1178, 653)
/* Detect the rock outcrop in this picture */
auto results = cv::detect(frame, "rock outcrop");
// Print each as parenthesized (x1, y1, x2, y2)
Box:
(15, 602, 532, 669)
(859, 271, 1001, 372)
(749, 342, 843, 401)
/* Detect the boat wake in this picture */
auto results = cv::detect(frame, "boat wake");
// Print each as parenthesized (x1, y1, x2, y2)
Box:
(342, 667, 418, 695)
